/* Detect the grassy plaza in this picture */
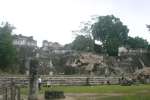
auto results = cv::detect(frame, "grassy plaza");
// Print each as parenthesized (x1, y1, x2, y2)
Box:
(21, 84, 150, 100)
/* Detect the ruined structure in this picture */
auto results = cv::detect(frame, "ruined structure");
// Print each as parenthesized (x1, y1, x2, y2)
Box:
(38, 43, 150, 76)
(13, 34, 37, 47)
(37, 40, 74, 75)
(12, 34, 38, 74)
(63, 50, 150, 76)
(66, 52, 105, 75)
(41, 40, 72, 54)
(118, 46, 148, 56)
(11, 34, 150, 76)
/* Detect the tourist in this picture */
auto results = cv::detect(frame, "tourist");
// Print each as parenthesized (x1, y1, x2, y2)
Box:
(38, 77, 42, 90)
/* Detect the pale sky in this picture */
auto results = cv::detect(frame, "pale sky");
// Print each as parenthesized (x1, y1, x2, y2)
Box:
(0, 0, 150, 46)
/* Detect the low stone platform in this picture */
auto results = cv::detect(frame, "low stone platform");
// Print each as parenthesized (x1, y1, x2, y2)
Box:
(45, 91, 65, 100)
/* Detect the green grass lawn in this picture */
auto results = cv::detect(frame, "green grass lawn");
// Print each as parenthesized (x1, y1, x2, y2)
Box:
(75, 94, 150, 100)
(21, 84, 150, 100)
(102, 93, 150, 100)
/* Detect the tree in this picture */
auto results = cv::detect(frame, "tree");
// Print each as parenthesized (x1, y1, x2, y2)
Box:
(146, 25, 150, 52)
(127, 36, 149, 49)
(91, 15, 129, 56)
(0, 22, 16, 72)
(146, 25, 150, 31)
(71, 35, 94, 52)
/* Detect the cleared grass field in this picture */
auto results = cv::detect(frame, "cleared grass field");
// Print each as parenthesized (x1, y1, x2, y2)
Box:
(21, 84, 150, 100)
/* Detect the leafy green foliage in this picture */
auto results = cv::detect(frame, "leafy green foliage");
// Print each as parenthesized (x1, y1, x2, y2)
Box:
(91, 15, 129, 56)
(127, 36, 149, 49)
(71, 35, 94, 52)
(148, 45, 150, 50)
(0, 22, 17, 72)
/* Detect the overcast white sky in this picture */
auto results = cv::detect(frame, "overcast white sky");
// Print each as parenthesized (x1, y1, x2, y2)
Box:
(0, 0, 150, 46)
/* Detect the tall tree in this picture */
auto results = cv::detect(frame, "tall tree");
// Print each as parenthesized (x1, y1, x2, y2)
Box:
(0, 22, 16, 71)
(91, 15, 129, 56)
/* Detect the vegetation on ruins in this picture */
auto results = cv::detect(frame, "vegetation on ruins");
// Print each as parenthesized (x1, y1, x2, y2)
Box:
(127, 36, 149, 49)
(51, 53, 78, 75)
(91, 15, 129, 56)
(72, 15, 150, 56)
(0, 15, 150, 74)
(146, 25, 150, 51)
(0, 22, 17, 73)
(71, 15, 130, 56)
(71, 35, 94, 52)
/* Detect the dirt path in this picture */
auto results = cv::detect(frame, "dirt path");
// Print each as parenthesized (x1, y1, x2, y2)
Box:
(64, 93, 128, 100)
(36, 93, 127, 100)
(37, 95, 75, 100)
(65, 93, 126, 96)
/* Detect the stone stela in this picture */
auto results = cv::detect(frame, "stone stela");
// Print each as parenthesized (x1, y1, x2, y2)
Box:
(28, 59, 39, 100)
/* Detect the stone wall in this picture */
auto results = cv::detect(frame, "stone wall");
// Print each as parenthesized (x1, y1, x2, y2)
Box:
(0, 76, 120, 85)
